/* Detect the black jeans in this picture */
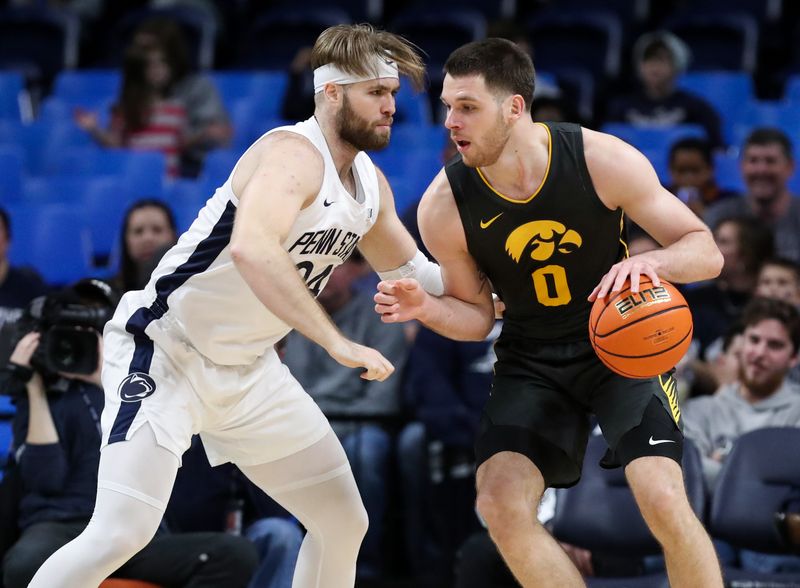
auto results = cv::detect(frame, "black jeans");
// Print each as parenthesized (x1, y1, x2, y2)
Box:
(2, 520, 258, 588)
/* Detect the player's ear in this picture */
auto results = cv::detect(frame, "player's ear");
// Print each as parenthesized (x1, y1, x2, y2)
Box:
(509, 94, 525, 120)
(323, 83, 341, 104)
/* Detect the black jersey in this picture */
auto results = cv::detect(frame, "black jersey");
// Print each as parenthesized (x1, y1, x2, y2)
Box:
(446, 122, 627, 342)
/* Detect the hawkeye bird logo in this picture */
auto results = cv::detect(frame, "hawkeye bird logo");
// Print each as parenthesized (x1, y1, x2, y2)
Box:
(118, 373, 157, 403)
(505, 220, 583, 263)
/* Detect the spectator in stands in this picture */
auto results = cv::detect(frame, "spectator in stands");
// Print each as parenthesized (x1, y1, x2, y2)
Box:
(606, 31, 724, 149)
(686, 216, 774, 359)
(756, 257, 800, 308)
(0, 279, 258, 588)
(0, 207, 47, 336)
(74, 45, 187, 177)
(397, 323, 498, 585)
(683, 297, 800, 573)
(666, 137, 737, 217)
(281, 47, 316, 122)
(282, 251, 409, 582)
(132, 18, 233, 177)
(704, 128, 800, 263)
(112, 199, 178, 294)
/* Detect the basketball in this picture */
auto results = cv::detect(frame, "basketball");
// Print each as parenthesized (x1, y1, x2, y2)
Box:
(589, 277, 693, 379)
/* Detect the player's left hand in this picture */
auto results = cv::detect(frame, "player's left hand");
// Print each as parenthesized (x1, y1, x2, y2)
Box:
(588, 257, 661, 301)
(374, 278, 427, 323)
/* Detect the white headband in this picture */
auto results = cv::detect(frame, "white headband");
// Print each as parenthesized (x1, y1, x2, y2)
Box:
(313, 54, 399, 93)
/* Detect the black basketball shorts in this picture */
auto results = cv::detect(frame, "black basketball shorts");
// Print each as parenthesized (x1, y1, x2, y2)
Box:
(475, 337, 683, 488)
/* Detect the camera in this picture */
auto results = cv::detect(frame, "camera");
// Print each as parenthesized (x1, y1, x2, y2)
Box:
(6, 279, 118, 376)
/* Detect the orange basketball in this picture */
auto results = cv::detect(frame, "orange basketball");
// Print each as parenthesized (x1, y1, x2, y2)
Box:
(589, 277, 693, 379)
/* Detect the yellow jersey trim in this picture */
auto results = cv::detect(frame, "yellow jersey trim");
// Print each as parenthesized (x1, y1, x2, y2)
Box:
(659, 374, 681, 425)
(475, 122, 552, 204)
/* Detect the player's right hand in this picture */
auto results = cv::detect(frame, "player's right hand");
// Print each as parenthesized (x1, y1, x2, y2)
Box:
(327, 339, 395, 381)
(374, 278, 427, 323)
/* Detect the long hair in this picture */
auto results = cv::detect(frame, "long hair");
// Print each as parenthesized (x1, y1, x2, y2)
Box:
(118, 199, 177, 292)
(311, 24, 426, 91)
(116, 46, 156, 132)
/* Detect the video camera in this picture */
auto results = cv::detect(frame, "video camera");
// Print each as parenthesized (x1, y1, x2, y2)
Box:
(7, 279, 119, 376)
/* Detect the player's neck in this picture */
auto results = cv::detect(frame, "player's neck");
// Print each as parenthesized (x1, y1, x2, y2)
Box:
(315, 115, 358, 187)
(480, 119, 548, 198)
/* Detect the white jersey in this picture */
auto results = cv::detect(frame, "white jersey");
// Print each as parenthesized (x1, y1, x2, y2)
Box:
(119, 117, 381, 366)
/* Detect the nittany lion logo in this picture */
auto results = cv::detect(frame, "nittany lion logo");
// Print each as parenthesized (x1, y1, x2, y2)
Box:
(505, 220, 583, 263)
(118, 372, 157, 403)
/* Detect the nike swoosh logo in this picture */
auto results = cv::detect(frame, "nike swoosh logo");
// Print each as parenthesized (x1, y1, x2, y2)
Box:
(648, 436, 677, 446)
(480, 213, 503, 229)
(323, 199, 334, 207)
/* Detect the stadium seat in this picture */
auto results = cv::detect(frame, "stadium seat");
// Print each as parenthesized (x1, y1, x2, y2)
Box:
(6, 203, 93, 286)
(208, 71, 288, 115)
(0, 144, 23, 202)
(713, 151, 746, 192)
(667, 13, 759, 73)
(710, 427, 800, 584)
(51, 69, 120, 105)
(0, 418, 11, 467)
(103, 5, 218, 70)
(0, 397, 14, 418)
(600, 123, 706, 154)
(0, 70, 29, 122)
(391, 9, 487, 84)
(235, 8, 351, 71)
(551, 434, 705, 586)
(677, 72, 754, 142)
(0, 6, 79, 81)
(526, 12, 623, 82)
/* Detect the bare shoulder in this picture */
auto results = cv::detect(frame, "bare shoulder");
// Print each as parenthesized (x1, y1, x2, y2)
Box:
(419, 168, 458, 227)
(233, 131, 324, 200)
(580, 126, 660, 209)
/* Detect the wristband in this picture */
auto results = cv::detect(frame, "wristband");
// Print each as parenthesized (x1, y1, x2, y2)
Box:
(5, 362, 34, 384)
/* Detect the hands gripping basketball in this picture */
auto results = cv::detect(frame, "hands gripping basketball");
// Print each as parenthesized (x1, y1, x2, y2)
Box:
(588, 257, 661, 302)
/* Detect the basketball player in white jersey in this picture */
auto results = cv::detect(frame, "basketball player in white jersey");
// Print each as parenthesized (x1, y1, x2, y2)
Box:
(29, 24, 442, 588)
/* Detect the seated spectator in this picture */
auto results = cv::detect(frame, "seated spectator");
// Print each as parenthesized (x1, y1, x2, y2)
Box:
(74, 45, 187, 177)
(282, 251, 409, 581)
(683, 297, 800, 573)
(704, 128, 800, 263)
(281, 47, 315, 122)
(666, 137, 737, 217)
(112, 199, 178, 294)
(0, 207, 48, 338)
(686, 215, 774, 359)
(132, 18, 233, 177)
(397, 323, 498, 585)
(756, 257, 800, 308)
(605, 31, 724, 149)
(0, 279, 258, 588)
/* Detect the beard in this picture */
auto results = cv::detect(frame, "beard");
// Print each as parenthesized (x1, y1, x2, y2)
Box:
(336, 93, 391, 152)
(461, 111, 511, 168)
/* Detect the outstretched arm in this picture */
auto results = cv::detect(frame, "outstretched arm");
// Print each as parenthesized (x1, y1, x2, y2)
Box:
(583, 128, 723, 300)
(358, 166, 444, 295)
(375, 170, 495, 341)
(231, 132, 393, 381)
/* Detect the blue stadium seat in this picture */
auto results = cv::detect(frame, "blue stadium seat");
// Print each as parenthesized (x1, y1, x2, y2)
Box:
(0, 144, 23, 202)
(0, 418, 12, 466)
(600, 123, 706, 154)
(711, 428, 800, 584)
(714, 151, 746, 192)
(395, 78, 433, 126)
(0, 397, 14, 418)
(0, 7, 79, 81)
(677, 72, 754, 143)
(202, 149, 239, 188)
(391, 9, 487, 83)
(667, 13, 759, 73)
(0, 70, 30, 121)
(209, 71, 288, 115)
(6, 203, 93, 285)
(51, 69, 120, 105)
(727, 101, 800, 150)
(527, 12, 623, 82)
(235, 8, 350, 70)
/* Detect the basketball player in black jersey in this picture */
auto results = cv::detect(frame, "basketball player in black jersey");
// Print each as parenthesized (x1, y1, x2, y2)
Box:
(375, 39, 724, 586)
